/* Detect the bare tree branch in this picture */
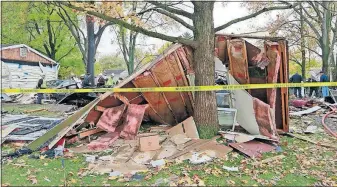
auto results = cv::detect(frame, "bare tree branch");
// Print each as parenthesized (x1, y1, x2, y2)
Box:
(215, 2, 299, 32)
(63, 2, 198, 48)
(293, 6, 321, 38)
(153, 9, 194, 31)
(146, 1, 193, 19)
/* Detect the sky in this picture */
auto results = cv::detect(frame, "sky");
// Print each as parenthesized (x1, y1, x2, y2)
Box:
(95, 2, 279, 59)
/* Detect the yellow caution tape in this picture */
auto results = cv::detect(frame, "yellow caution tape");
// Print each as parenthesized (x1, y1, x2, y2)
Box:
(1, 82, 337, 94)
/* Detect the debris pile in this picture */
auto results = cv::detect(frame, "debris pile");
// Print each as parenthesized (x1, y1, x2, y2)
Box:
(2, 35, 302, 181)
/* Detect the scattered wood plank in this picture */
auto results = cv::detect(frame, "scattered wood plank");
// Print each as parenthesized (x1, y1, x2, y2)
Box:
(78, 128, 104, 139)
(251, 155, 286, 166)
(287, 133, 337, 149)
(95, 106, 106, 112)
(24, 108, 46, 113)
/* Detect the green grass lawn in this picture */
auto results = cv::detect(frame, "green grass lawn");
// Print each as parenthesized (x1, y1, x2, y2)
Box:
(1, 104, 337, 186)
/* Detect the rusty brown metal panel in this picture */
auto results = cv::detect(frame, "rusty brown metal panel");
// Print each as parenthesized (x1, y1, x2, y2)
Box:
(132, 71, 176, 125)
(150, 59, 189, 122)
(165, 53, 194, 116)
(229, 140, 275, 158)
(227, 39, 250, 85)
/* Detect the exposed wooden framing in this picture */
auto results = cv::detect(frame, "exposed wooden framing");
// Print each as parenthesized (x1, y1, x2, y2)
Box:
(173, 51, 195, 108)
(150, 58, 188, 122)
(149, 70, 179, 123)
(132, 72, 176, 125)
(165, 53, 192, 116)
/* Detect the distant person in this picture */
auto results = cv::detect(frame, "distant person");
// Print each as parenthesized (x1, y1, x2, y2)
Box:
(82, 73, 92, 88)
(36, 74, 46, 104)
(290, 72, 303, 98)
(308, 77, 318, 98)
(319, 71, 329, 98)
(107, 73, 115, 87)
(97, 73, 106, 87)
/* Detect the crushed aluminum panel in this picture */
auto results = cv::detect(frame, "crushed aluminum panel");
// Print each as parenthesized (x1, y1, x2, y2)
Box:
(227, 39, 250, 85)
(166, 53, 193, 116)
(151, 59, 188, 122)
(228, 74, 260, 135)
(229, 140, 275, 158)
(132, 71, 176, 125)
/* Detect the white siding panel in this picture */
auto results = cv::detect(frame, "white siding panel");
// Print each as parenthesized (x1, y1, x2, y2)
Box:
(4, 62, 58, 89)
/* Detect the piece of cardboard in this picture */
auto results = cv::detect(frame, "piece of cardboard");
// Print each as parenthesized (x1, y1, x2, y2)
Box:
(139, 134, 161, 152)
(166, 117, 199, 139)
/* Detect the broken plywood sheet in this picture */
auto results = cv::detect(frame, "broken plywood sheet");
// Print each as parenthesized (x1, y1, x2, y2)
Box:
(151, 59, 188, 122)
(132, 72, 176, 125)
(229, 140, 275, 158)
(290, 106, 321, 116)
(228, 74, 260, 135)
(166, 117, 199, 139)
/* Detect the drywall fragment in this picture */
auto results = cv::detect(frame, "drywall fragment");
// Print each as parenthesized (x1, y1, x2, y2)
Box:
(138, 134, 161, 152)
(227, 74, 260, 135)
(166, 117, 199, 139)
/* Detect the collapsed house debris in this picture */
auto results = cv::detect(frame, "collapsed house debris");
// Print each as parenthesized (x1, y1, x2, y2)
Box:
(2, 35, 299, 177)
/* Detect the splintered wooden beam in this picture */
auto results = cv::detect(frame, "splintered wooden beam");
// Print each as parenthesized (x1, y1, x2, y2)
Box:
(95, 106, 106, 112)
(78, 128, 104, 139)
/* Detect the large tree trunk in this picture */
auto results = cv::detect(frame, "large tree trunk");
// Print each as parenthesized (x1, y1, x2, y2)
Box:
(192, 2, 218, 139)
(86, 15, 95, 85)
(321, 1, 331, 74)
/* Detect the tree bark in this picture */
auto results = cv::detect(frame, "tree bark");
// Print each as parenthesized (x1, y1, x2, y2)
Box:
(300, 7, 306, 82)
(86, 15, 95, 85)
(321, 1, 331, 74)
(192, 2, 218, 138)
